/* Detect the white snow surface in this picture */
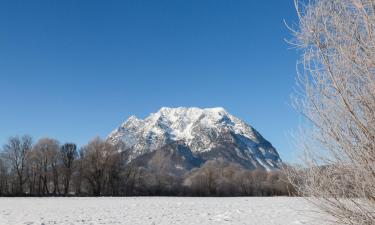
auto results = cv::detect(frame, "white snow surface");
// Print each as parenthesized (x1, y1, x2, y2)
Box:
(0, 197, 328, 225)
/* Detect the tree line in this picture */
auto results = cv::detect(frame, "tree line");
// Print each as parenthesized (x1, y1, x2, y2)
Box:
(0, 135, 293, 197)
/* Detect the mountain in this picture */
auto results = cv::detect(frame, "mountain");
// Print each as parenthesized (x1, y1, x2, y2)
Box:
(108, 107, 282, 171)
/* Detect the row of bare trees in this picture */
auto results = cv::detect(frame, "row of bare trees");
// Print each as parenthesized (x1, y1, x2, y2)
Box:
(0, 136, 78, 196)
(0, 135, 292, 197)
(183, 160, 292, 197)
(0, 136, 124, 196)
(117, 160, 293, 197)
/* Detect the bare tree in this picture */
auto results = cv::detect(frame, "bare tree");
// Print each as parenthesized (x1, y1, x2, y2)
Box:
(72, 150, 85, 195)
(25, 149, 41, 195)
(32, 138, 60, 195)
(288, 0, 375, 224)
(251, 169, 267, 196)
(2, 135, 32, 194)
(0, 155, 9, 195)
(123, 163, 143, 196)
(60, 143, 77, 195)
(81, 137, 117, 196)
(236, 170, 254, 196)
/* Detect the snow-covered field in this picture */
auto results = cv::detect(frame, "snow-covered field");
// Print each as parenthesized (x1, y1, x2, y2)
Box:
(0, 197, 326, 225)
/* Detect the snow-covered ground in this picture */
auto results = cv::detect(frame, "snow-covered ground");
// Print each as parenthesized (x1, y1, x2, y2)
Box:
(0, 197, 326, 225)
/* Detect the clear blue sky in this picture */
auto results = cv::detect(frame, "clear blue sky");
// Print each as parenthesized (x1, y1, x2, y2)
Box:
(0, 0, 300, 162)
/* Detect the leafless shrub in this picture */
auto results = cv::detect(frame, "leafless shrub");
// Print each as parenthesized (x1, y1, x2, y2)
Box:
(288, 0, 375, 224)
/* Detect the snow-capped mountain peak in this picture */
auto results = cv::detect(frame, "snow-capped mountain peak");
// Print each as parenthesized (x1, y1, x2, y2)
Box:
(108, 107, 282, 170)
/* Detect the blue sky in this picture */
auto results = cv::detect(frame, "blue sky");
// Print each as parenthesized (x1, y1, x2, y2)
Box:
(0, 0, 300, 162)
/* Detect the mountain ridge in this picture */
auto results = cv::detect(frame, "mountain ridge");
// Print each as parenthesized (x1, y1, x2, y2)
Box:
(108, 107, 282, 171)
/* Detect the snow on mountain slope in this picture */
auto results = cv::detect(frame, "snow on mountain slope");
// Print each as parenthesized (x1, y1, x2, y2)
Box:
(108, 107, 282, 170)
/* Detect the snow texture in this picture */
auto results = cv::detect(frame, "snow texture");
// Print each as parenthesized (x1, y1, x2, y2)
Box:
(0, 197, 327, 225)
